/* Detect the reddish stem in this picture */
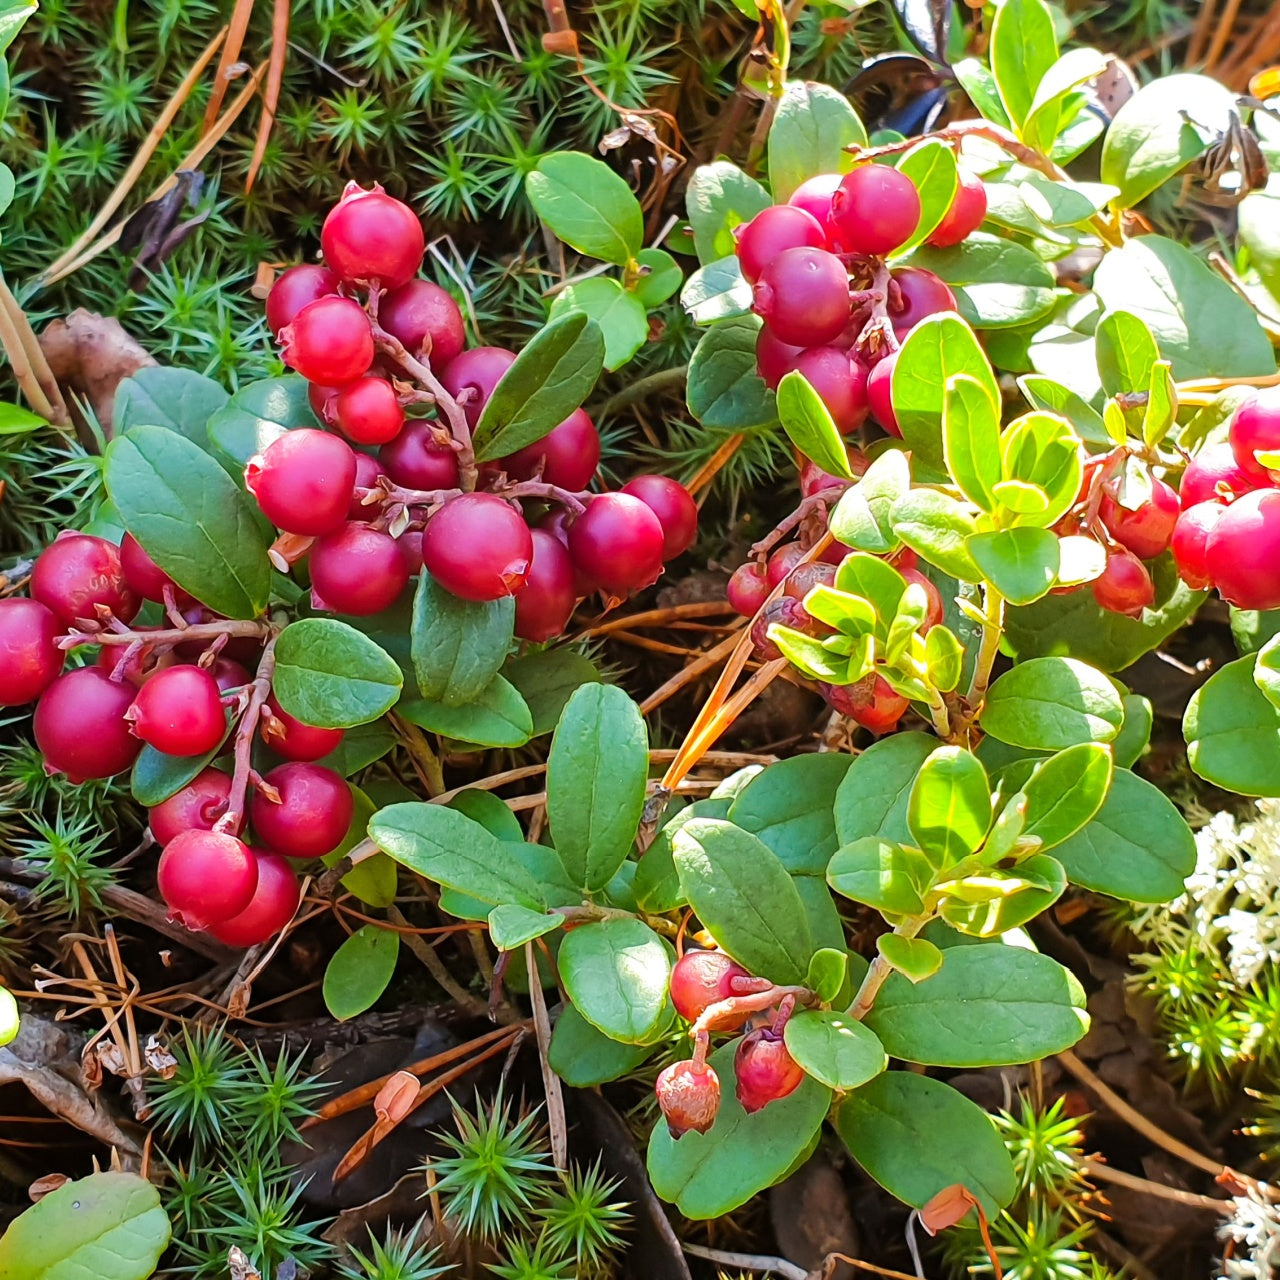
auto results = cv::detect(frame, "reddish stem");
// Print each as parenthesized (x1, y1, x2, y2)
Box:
(58, 618, 274, 651)
(214, 634, 278, 839)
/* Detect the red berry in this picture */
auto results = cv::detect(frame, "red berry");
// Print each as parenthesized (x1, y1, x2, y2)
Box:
(422, 493, 533, 601)
(1229, 387, 1280, 480)
(120, 533, 183, 604)
(309, 522, 410, 615)
(791, 347, 870, 434)
(1171, 501, 1224, 590)
(755, 326, 806, 390)
(333, 377, 405, 446)
(209, 657, 252, 694)
(901, 567, 944, 631)
(33, 667, 141, 782)
(245, 428, 358, 537)
(782, 561, 836, 601)
(321, 183, 424, 289)
(96, 629, 172, 686)
(31, 533, 140, 626)
(829, 165, 921, 258)
(148, 767, 233, 846)
(265, 264, 339, 336)
(621, 475, 699, 561)
(514, 529, 576, 643)
(787, 173, 843, 244)
(889, 267, 957, 340)
(207, 850, 301, 947)
(822, 673, 909, 733)
(799, 450, 867, 497)
(280, 296, 374, 385)
(1205, 488, 1280, 610)
(669, 950, 752, 1022)
(567, 493, 665, 595)
(127, 665, 226, 757)
(502, 409, 600, 492)
(926, 170, 988, 247)
(397, 529, 425, 576)
(309, 382, 340, 426)
(752, 247, 851, 348)
(1092, 548, 1154, 616)
(350, 451, 388, 518)
(1099, 477, 1180, 560)
(378, 420, 460, 491)
(866, 352, 900, 436)
(262, 692, 345, 761)
(1179, 442, 1264, 507)
(250, 762, 353, 860)
(734, 204, 827, 284)
(751, 595, 818, 661)
(379, 278, 465, 366)
(734, 1029, 805, 1113)
(766, 542, 807, 588)
(440, 347, 517, 429)
(157, 829, 259, 931)
(0, 598, 63, 706)
(655, 1059, 721, 1138)
(727, 561, 771, 617)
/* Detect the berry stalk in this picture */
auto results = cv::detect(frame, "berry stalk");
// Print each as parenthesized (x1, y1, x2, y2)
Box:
(213, 634, 278, 838)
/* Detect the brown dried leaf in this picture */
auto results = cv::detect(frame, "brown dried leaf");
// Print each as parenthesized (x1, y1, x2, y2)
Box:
(28, 1173, 69, 1201)
(38, 310, 156, 436)
(145, 1035, 178, 1078)
(229, 1246, 263, 1280)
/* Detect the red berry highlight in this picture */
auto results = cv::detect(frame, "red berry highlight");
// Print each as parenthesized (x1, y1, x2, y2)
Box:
(734, 1029, 805, 1113)
(1179, 442, 1264, 507)
(148, 767, 233, 846)
(31, 533, 139, 627)
(502, 409, 601, 492)
(0, 599, 63, 706)
(1099, 478, 1180, 560)
(1229, 386, 1280, 480)
(1092, 548, 1155, 617)
(889, 267, 957, 340)
(727, 561, 770, 617)
(309, 522, 410, 615)
(157, 830, 259, 931)
(866, 352, 900, 436)
(1205, 488, 1280, 611)
(262, 693, 345, 762)
(378, 420, 460, 491)
(791, 347, 869, 434)
(33, 667, 141, 782)
(829, 164, 921, 257)
(567, 493, 665, 595)
(513, 529, 576, 643)
(1171, 501, 1224, 591)
(120, 533, 184, 603)
(655, 1059, 721, 1138)
(127, 665, 226, 757)
(822, 673, 909, 734)
(621, 475, 699, 561)
(280, 296, 374, 385)
(787, 173, 843, 242)
(207, 851, 301, 947)
(422, 493, 533, 601)
(350, 452, 388, 518)
(669, 950, 752, 1022)
(321, 183, 424, 290)
(440, 347, 517, 428)
(245, 428, 358, 537)
(751, 247, 851, 348)
(755, 326, 806, 390)
(333, 377, 405, 446)
(250, 762, 354, 860)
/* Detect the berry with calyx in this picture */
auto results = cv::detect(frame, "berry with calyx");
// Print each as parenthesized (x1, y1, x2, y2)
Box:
(766, 542, 807, 588)
(422, 493, 533, 601)
(791, 347, 869, 434)
(350, 452, 388, 518)
(755, 326, 806, 390)
(96, 629, 172, 686)
(829, 165, 921, 257)
(207, 851, 301, 948)
(246, 428, 357, 537)
(567, 493, 665, 595)
(655, 1059, 721, 1138)
(0, 599, 63, 706)
(669, 950, 752, 1022)
(397, 529, 425, 576)
(309, 382, 340, 426)
(262, 693, 345, 762)
(265, 264, 338, 336)
(734, 204, 827, 284)
(1171, 501, 1224, 590)
(1229, 387, 1280, 480)
(1205, 488, 1280, 610)
(250, 762, 354, 860)
(1092, 547, 1154, 616)
(902, 567, 944, 631)
(889, 267, 957, 340)
(309, 523, 411, 615)
(321, 183, 424, 289)
(727, 561, 770, 617)
(1099, 478, 1180, 560)
(822, 673, 909, 734)
(378, 420, 460, 491)
(379, 278, 465, 366)
(752, 247, 851, 348)
(148, 767, 233, 846)
(440, 347, 517, 428)
(280, 296, 374, 385)
(514, 529, 576, 643)
(157, 830, 258, 931)
(333, 377, 405, 446)
(127, 665, 227, 757)
(120, 533, 185, 604)
(734, 1029, 805, 1113)
(926, 170, 988, 247)
(788, 173, 843, 242)
(866, 352, 900, 436)
(621, 475, 699, 561)
(502, 408, 600, 492)
(34, 667, 141, 781)
(1179, 442, 1264, 507)
(31, 533, 139, 626)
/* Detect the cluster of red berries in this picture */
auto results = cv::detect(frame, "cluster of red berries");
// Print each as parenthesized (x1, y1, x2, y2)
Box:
(258, 182, 697, 639)
(655, 948, 806, 1136)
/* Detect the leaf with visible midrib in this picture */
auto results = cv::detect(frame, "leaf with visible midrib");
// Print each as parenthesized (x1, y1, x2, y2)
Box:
(324, 924, 400, 1020)
(272, 618, 403, 728)
(559, 918, 673, 1044)
(410, 573, 514, 707)
(525, 152, 644, 266)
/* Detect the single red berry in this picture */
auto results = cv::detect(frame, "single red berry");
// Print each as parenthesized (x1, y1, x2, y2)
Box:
(866, 352, 900, 436)
(752, 247, 851, 348)
(379, 278, 466, 366)
(655, 1059, 721, 1138)
(1229, 387, 1280, 479)
(207, 850, 302, 947)
(148, 767, 233, 846)
(787, 173, 843, 245)
(31, 533, 140, 627)
(822, 673, 909, 734)
(755, 326, 806, 390)
(309, 522, 410, 616)
(819, 536, 856, 567)
(1179, 442, 1264, 508)
(378, 420, 460, 491)
(734, 1029, 805, 1113)
(397, 529, 425, 576)
(422, 493, 533, 601)
(119, 533, 182, 603)
(33, 666, 141, 782)
(245, 428, 358, 537)
(889, 267, 957, 340)
(727, 561, 771, 617)
(333, 377, 405, 446)
(1099, 477, 1180, 560)
(0, 598, 63, 706)
(669, 950, 753, 1022)
(262, 692, 345, 761)
(901, 567, 944, 631)
(751, 595, 819, 661)
(502, 408, 600, 492)
(926, 170, 988, 247)
(280, 296, 374, 385)
(782, 561, 837, 602)
(1092, 548, 1155, 616)
(157, 829, 259, 931)
(829, 165, 921, 257)
(440, 347, 517, 428)
(265, 264, 339, 336)
(567, 493, 665, 595)
(621, 475, 698, 561)
(321, 183, 424, 289)
(513, 529, 576, 643)
(1171, 501, 1224, 591)
(209, 657, 253, 694)
(1205, 488, 1280, 610)
(127, 664, 226, 757)
(791, 347, 870, 434)
(250, 762, 353, 860)
(350, 451, 388, 519)
(734, 204, 827, 284)
(766, 542, 807, 588)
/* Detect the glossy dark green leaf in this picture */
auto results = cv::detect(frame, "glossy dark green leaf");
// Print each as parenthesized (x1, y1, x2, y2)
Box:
(981, 656, 1124, 749)
(833, 732, 936, 847)
(313, 718, 397, 777)
(559, 918, 672, 1043)
(686, 317, 777, 430)
(113, 367, 228, 445)
(323, 924, 400, 1020)
(908, 747, 992, 866)
(968, 527, 1060, 605)
(901, 234, 1056, 329)
(783, 1011, 886, 1091)
(548, 1003, 650, 1086)
(990, 0, 1058, 128)
(1185, 654, 1280, 796)
(525, 152, 644, 265)
(410, 573, 514, 706)
(943, 374, 1002, 510)
(634, 798, 730, 913)
(685, 161, 771, 264)
(680, 256, 753, 325)
(488, 903, 562, 951)
(205, 375, 315, 472)
(503, 650, 601, 736)
(398, 676, 533, 748)
(131, 728, 230, 807)
(273, 618, 403, 728)
(768, 81, 866, 201)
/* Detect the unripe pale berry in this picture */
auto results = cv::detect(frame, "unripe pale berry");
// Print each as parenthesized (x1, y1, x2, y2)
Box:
(829, 164, 921, 257)
(157, 829, 259, 931)
(379, 278, 465, 366)
(245, 428, 358, 537)
(514, 529, 576, 643)
(655, 1059, 721, 1138)
(1229, 386, 1280, 479)
(926, 170, 988, 247)
(1092, 548, 1154, 617)
(0, 598, 63, 706)
(1171, 501, 1224, 590)
(752, 247, 851, 348)
(34, 667, 141, 782)
(1099, 477, 1180, 560)
(31, 533, 140, 626)
(127, 664, 227, 757)
(321, 183, 424, 289)
(262, 692, 345, 761)
(309, 522, 410, 616)
(734, 204, 827, 283)
(734, 1028, 805, 1113)
(422, 493, 533, 601)
(567, 493, 665, 595)
(1205, 488, 1280, 611)
(669, 950, 752, 1022)
(265, 264, 339, 336)
(207, 851, 301, 947)
(621, 475, 699, 561)
(502, 409, 600, 492)
(1179, 442, 1263, 507)
(148, 767, 233, 846)
(250, 762, 354, 860)
(280, 296, 374, 385)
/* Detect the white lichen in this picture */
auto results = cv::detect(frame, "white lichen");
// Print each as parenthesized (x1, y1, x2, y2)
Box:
(1218, 1182, 1280, 1280)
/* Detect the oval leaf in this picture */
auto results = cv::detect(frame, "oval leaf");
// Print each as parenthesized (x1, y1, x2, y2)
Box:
(767, 81, 867, 201)
(549, 1003, 649, 1086)
(559, 918, 672, 1044)
(525, 152, 644, 265)
(980, 656, 1124, 749)
(783, 1010, 887, 1090)
(273, 618, 403, 728)
(410, 573, 514, 706)
(323, 924, 400, 1020)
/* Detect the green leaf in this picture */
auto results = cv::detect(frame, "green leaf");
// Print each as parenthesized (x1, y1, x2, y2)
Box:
(673, 818, 813, 985)
(635, 798, 729, 913)
(1143, 361, 1178, 447)
(685, 161, 772, 265)
(632, 247, 682, 307)
(1094, 236, 1276, 381)
(982, 656, 1124, 749)
(325, 786, 397, 908)
(1096, 309, 1160, 399)
(877, 933, 943, 981)
(768, 81, 867, 201)
(834, 732, 937, 846)
(967, 527, 1060, 605)
(826, 837, 935, 915)
(474, 313, 606, 460)
(398, 676, 533, 748)
(835, 1073, 1016, 1217)
(863, 944, 1088, 1065)
(894, 140, 958, 255)
(834, 551, 908, 627)
(1112, 693, 1153, 769)
(990, 0, 1058, 128)
(113, 367, 229, 445)
(0, 984, 15, 1047)
(205, 375, 315, 472)
(1256, 633, 1280, 712)
(559, 918, 672, 1044)
(131, 735, 229, 808)
(776, 371, 857, 482)
(1240, 175, 1280, 303)
(681, 256, 753, 325)
(411, 573, 514, 706)
(273, 618, 403, 728)
(323, 924, 399, 1020)
(105, 425, 271, 619)
(783, 1011, 886, 1090)
(549, 1003, 650, 1086)
(647, 1041, 831, 1218)
(546, 683, 648, 892)
(0, 402, 44, 436)
(686, 317, 777, 430)
(487, 904, 561, 951)
(908, 747, 992, 866)
(943, 374, 1002, 510)
(370, 801, 545, 908)
(1185, 654, 1280, 796)
(902, 235, 1056, 329)
(1018, 743, 1113, 852)
(311, 719, 395, 777)
(548, 278, 647, 372)
(829, 449, 909, 555)
(1023, 47, 1111, 151)
(936, 853, 1067, 936)
(503, 650, 601, 736)
(890, 489, 981, 581)
(998, 411, 1083, 528)
(805, 948, 849, 1003)
(0, 1172, 170, 1280)
(526, 152, 644, 265)
(925, 624, 965, 692)
(0, 1, 36, 58)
